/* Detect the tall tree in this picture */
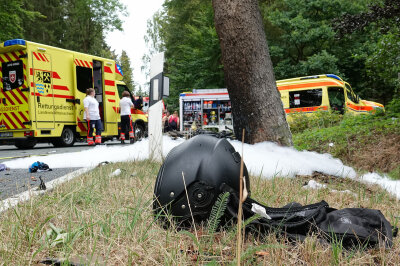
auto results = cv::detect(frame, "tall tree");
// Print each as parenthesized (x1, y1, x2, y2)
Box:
(22, 0, 66, 47)
(333, 0, 400, 103)
(334, 0, 400, 37)
(0, 0, 40, 41)
(212, 0, 292, 145)
(259, 0, 369, 80)
(20, 0, 126, 57)
(62, 0, 126, 56)
(119, 50, 135, 91)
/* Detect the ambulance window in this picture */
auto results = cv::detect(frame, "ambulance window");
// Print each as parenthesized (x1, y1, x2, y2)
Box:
(345, 84, 359, 103)
(117, 84, 128, 98)
(76, 66, 93, 93)
(2, 60, 24, 91)
(289, 89, 322, 108)
(328, 87, 345, 113)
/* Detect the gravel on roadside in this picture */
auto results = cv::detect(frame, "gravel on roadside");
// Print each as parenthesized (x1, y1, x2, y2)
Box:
(0, 168, 82, 200)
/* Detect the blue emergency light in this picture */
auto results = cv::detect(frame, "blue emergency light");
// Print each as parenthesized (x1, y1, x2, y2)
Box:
(4, 39, 26, 47)
(326, 74, 342, 81)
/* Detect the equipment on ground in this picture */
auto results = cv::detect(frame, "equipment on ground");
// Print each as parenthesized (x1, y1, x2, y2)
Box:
(154, 135, 249, 223)
(154, 135, 396, 249)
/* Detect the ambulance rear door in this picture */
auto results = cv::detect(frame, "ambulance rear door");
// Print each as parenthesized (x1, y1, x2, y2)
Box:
(32, 49, 55, 129)
(0, 47, 30, 134)
(102, 61, 119, 135)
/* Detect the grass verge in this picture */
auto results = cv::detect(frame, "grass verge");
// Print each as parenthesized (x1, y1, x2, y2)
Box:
(0, 160, 399, 264)
(292, 112, 400, 178)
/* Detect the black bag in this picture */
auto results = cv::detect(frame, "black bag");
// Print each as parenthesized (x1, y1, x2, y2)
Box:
(221, 183, 395, 248)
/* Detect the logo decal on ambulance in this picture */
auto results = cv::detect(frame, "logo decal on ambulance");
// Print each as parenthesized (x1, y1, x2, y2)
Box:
(35, 71, 51, 95)
(36, 83, 45, 94)
(9, 71, 16, 83)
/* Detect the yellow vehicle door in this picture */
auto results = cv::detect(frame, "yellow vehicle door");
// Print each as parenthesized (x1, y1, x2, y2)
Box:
(0, 50, 30, 133)
(102, 61, 119, 135)
(73, 55, 94, 134)
(32, 50, 55, 129)
(344, 83, 372, 113)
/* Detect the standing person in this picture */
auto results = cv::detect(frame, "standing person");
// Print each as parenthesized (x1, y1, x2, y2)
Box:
(119, 91, 134, 144)
(134, 95, 143, 110)
(162, 110, 170, 132)
(168, 111, 180, 131)
(84, 88, 102, 145)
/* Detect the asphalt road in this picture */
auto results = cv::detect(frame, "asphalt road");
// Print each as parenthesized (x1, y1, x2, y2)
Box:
(0, 168, 81, 200)
(0, 140, 122, 200)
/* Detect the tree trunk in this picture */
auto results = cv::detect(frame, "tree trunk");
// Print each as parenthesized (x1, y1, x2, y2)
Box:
(212, 0, 293, 146)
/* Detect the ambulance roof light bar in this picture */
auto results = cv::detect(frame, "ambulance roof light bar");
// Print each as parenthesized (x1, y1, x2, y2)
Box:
(4, 39, 26, 47)
(326, 74, 342, 81)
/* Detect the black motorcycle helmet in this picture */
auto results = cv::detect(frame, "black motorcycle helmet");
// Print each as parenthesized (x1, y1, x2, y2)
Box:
(153, 135, 250, 224)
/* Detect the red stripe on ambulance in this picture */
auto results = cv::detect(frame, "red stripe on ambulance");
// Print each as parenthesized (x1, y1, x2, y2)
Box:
(18, 111, 28, 122)
(16, 89, 28, 102)
(38, 53, 46, 62)
(11, 52, 20, 61)
(4, 54, 13, 62)
(32, 52, 41, 61)
(3, 113, 18, 129)
(2, 91, 15, 105)
(53, 85, 69, 91)
(8, 90, 23, 104)
(105, 91, 115, 96)
(10, 112, 25, 128)
(104, 66, 113, 73)
(104, 80, 115, 86)
(278, 81, 340, 91)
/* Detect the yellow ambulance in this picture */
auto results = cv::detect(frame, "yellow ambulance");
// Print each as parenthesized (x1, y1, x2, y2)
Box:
(277, 74, 384, 117)
(0, 39, 147, 149)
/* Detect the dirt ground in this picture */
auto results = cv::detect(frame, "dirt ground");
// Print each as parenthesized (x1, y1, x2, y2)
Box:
(345, 133, 400, 173)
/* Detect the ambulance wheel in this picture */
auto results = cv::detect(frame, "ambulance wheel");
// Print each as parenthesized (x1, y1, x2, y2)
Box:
(134, 123, 145, 141)
(53, 127, 75, 147)
(15, 138, 37, 149)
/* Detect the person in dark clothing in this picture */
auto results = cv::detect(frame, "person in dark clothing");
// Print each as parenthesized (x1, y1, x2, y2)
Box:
(134, 95, 143, 110)
(168, 111, 179, 131)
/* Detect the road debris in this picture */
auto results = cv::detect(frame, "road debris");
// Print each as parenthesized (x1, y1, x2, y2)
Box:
(38, 176, 46, 190)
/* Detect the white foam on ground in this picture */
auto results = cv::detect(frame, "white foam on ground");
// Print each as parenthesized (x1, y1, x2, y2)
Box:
(228, 140, 356, 178)
(3, 136, 399, 199)
(358, 173, 400, 198)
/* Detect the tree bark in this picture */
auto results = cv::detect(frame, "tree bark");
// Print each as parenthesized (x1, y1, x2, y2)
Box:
(212, 0, 293, 146)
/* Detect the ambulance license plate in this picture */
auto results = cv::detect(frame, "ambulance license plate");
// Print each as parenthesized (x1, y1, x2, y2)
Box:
(0, 132, 12, 138)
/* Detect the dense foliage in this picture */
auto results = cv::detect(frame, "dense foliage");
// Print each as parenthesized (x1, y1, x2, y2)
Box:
(0, 0, 129, 65)
(146, 0, 400, 110)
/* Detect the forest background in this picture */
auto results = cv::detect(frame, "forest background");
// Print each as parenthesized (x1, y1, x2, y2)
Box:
(1, 0, 399, 111)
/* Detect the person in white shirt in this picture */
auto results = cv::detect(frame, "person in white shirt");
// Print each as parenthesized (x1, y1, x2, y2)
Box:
(83, 88, 102, 145)
(119, 91, 134, 144)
